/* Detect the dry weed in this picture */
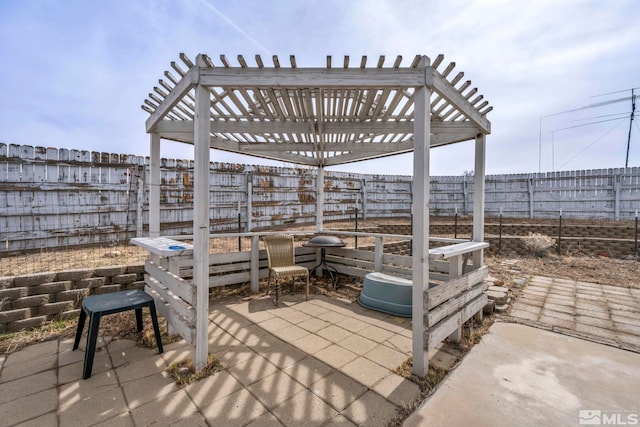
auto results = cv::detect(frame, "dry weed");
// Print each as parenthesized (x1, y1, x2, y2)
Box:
(0, 318, 77, 354)
(388, 358, 450, 426)
(166, 354, 223, 386)
(522, 232, 556, 255)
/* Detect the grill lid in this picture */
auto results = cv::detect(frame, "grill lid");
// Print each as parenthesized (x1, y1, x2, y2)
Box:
(304, 235, 346, 247)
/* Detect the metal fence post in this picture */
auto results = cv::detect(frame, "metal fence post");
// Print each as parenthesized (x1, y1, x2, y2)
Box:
(558, 208, 563, 255)
(454, 207, 458, 239)
(355, 207, 359, 249)
(635, 210, 638, 257)
(499, 207, 503, 253)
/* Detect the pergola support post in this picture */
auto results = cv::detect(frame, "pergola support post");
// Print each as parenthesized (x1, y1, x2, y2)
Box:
(246, 171, 253, 231)
(193, 70, 210, 372)
(412, 62, 431, 378)
(149, 133, 161, 238)
(250, 235, 259, 292)
(316, 166, 324, 232)
(472, 133, 486, 267)
(315, 166, 325, 275)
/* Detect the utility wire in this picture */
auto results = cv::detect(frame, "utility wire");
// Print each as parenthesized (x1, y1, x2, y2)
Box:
(569, 112, 628, 122)
(559, 118, 626, 169)
(552, 117, 630, 132)
(590, 86, 640, 98)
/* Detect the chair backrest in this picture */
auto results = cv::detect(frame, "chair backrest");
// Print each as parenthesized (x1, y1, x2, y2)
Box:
(263, 234, 296, 268)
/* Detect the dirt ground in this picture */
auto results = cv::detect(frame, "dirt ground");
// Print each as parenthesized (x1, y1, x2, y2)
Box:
(1, 217, 639, 288)
(485, 253, 640, 289)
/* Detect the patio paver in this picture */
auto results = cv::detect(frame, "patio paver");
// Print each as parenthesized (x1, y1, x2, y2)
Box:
(0, 294, 424, 426)
(507, 275, 640, 352)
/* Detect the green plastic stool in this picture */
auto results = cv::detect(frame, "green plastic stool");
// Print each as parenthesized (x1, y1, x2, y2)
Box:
(73, 289, 164, 379)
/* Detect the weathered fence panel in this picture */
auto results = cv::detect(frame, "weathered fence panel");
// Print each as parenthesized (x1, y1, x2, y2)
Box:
(1, 143, 640, 253)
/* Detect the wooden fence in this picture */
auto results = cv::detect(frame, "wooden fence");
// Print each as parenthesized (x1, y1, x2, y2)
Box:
(1, 143, 639, 253)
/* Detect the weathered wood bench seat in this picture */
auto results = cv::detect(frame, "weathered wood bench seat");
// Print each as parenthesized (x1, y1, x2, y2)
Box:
(429, 241, 489, 259)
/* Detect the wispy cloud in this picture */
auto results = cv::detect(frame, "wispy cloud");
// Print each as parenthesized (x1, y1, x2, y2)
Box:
(198, 0, 272, 56)
(0, 0, 637, 174)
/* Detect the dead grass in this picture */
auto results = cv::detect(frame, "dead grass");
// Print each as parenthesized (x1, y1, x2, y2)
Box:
(0, 318, 77, 354)
(485, 253, 640, 289)
(0, 219, 386, 277)
(0, 310, 181, 356)
(166, 353, 224, 387)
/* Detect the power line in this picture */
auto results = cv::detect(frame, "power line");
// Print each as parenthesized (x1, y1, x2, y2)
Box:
(590, 86, 640, 98)
(552, 117, 628, 132)
(569, 112, 628, 123)
(540, 87, 639, 171)
(550, 96, 634, 117)
(559, 119, 627, 169)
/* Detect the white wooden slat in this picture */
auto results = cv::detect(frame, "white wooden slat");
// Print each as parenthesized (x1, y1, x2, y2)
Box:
(428, 280, 487, 325)
(440, 62, 456, 78)
(145, 284, 196, 344)
(428, 294, 487, 348)
(145, 260, 196, 304)
(432, 54, 444, 69)
(145, 66, 197, 132)
(144, 276, 195, 324)
(428, 241, 489, 259)
(430, 70, 490, 133)
(427, 266, 488, 309)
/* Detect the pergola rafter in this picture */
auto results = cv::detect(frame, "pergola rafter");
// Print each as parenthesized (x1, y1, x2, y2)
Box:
(140, 53, 492, 377)
(143, 53, 491, 167)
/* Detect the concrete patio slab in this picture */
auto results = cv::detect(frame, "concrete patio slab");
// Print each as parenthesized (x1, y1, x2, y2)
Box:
(404, 322, 640, 427)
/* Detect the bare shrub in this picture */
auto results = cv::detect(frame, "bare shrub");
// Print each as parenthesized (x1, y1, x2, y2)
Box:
(522, 232, 556, 256)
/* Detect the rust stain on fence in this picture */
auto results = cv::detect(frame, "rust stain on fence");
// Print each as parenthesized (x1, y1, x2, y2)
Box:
(258, 178, 274, 188)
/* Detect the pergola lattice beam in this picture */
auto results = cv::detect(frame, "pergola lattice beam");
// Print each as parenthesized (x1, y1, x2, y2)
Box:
(154, 119, 479, 135)
(429, 69, 491, 134)
(143, 54, 493, 166)
(146, 68, 197, 132)
(208, 138, 318, 165)
(199, 67, 426, 88)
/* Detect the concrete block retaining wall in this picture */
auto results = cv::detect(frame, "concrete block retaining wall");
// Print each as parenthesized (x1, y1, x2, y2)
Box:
(0, 265, 145, 334)
(2, 220, 637, 333)
(366, 223, 638, 258)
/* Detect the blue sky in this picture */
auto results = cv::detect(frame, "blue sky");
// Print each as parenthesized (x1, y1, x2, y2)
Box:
(0, 0, 638, 176)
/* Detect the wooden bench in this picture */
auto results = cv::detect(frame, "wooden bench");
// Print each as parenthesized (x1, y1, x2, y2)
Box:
(429, 241, 489, 260)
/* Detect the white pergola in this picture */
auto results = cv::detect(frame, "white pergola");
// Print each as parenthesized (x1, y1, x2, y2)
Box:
(141, 53, 492, 376)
